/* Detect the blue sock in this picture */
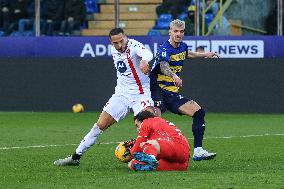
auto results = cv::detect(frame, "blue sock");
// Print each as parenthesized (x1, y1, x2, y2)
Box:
(192, 109, 206, 148)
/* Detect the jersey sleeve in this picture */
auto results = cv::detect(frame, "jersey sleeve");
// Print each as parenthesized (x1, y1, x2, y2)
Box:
(158, 45, 171, 63)
(151, 44, 170, 71)
(130, 122, 152, 155)
(132, 41, 153, 62)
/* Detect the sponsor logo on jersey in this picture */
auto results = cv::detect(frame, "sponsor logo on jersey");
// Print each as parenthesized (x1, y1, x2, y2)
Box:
(116, 61, 127, 73)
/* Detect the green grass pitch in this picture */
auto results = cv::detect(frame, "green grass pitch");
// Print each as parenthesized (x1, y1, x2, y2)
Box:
(0, 112, 283, 189)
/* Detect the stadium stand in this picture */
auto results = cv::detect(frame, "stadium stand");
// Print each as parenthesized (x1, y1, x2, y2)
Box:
(0, 0, 88, 36)
(82, 0, 162, 36)
(85, 0, 99, 14)
(147, 28, 161, 36)
(154, 13, 173, 30)
(0, 0, 280, 37)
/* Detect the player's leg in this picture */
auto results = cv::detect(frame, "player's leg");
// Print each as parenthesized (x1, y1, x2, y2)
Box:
(54, 94, 129, 166)
(178, 100, 203, 148)
(150, 83, 166, 117)
(53, 111, 116, 166)
(129, 154, 187, 171)
(141, 140, 160, 157)
(178, 100, 216, 161)
(158, 139, 190, 163)
(130, 140, 190, 171)
(131, 92, 155, 116)
(157, 140, 190, 171)
(157, 159, 188, 171)
(74, 111, 116, 157)
(128, 140, 160, 171)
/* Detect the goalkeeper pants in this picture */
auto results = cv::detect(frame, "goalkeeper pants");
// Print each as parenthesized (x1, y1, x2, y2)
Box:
(131, 139, 190, 171)
(156, 140, 190, 171)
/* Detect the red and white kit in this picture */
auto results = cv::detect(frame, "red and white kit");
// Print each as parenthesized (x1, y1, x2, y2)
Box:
(103, 39, 154, 121)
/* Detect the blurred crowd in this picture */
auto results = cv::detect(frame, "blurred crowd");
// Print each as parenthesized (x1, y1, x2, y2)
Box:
(150, 0, 230, 36)
(0, 0, 280, 37)
(0, 0, 86, 36)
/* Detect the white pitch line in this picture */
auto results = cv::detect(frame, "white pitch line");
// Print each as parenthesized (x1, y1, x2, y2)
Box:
(0, 144, 78, 150)
(204, 133, 284, 139)
(0, 133, 283, 150)
(0, 141, 121, 150)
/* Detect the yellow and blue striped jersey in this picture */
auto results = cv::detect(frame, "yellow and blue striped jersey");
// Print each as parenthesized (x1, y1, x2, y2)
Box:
(150, 40, 188, 94)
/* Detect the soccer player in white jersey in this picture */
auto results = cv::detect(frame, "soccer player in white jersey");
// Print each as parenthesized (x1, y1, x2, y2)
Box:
(54, 28, 154, 166)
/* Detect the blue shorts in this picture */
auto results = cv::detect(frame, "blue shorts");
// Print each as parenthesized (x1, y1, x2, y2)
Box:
(151, 84, 190, 115)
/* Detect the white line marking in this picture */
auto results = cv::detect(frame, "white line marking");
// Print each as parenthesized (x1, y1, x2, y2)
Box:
(0, 142, 121, 150)
(0, 144, 77, 150)
(0, 133, 283, 150)
(204, 133, 284, 139)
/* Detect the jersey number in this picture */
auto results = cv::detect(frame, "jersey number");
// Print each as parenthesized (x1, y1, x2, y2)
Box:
(141, 100, 150, 108)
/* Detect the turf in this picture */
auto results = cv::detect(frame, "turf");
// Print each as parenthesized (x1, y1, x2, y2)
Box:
(0, 112, 283, 189)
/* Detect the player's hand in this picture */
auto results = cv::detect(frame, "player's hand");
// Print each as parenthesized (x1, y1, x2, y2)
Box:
(206, 52, 219, 58)
(123, 139, 136, 149)
(122, 149, 131, 158)
(173, 75, 182, 87)
(122, 139, 136, 158)
(140, 60, 149, 75)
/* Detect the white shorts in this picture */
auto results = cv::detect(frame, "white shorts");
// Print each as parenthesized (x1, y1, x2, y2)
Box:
(103, 92, 154, 122)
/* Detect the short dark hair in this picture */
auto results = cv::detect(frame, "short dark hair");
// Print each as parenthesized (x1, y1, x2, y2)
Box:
(134, 110, 156, 122)
(109, 28, 124, 38)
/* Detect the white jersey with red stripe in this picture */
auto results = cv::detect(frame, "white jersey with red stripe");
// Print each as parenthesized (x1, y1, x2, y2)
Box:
(111, 39, 153, 95)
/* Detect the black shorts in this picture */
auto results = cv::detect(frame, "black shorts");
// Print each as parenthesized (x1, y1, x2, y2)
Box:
(151, 84, 190, 115)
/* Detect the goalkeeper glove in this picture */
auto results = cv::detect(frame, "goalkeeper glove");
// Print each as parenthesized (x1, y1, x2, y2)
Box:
(122, 139, 136, 158)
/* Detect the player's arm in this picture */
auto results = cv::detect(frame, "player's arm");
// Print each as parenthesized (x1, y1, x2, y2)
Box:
(130, 136, 148, 155)
(160, 61, 182, 87)
(187, 50, 219, 58)
(130, 123, 150, 155)
(134, 42, 153, 75)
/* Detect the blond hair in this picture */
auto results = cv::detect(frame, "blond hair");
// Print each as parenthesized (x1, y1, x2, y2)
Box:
(170, 19, 185, 29)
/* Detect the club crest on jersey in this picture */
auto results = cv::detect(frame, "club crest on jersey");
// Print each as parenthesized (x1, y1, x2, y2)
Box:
(116, 61, 127, 73)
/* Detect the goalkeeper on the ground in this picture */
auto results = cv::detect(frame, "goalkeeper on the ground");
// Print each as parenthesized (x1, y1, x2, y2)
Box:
(126, 110, 190, 171)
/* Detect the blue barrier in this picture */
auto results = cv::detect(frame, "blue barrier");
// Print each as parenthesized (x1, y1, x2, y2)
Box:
(0, 36, 283, 58)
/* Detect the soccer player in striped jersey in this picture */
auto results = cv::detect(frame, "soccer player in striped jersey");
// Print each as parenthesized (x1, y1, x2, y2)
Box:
(54, 28, 154, 166)
(150, 19, 218, 161)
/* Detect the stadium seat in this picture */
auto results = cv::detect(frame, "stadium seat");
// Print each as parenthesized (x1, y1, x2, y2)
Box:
(159, 14, 173, 22)
(155, 21, 169, 29)
(154, 14, 173, 29)
(10, 31, 24, 37)
(85, 0, 99, 14)
(147, 29, 161, 36)
(0, 31, 4, 37)
(205, 13, 214, 26)
(178, 13, 188, 21)
(23, 31, 34, 36)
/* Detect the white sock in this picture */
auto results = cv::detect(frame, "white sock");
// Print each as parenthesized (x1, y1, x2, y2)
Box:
(194, 147, 203, 154)
(75, 123, 102, 155)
